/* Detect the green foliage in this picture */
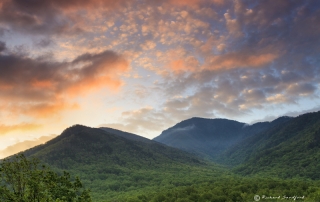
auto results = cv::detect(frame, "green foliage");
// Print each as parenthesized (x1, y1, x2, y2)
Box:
(13, 119, 320, 201)
(123, 177, 320, 202)
(0, 154, 91, 202)
(219, 112, 320, 179)
(20, 125, 221, 201)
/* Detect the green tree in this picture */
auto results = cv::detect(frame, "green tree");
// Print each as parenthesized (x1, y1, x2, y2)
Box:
(0, 154, 91, 202)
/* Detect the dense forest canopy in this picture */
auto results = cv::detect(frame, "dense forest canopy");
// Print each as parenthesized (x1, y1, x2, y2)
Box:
(0, 154, 91, 202)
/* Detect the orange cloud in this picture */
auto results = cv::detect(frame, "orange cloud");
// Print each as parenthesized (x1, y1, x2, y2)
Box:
(52, 0, 128, 11)
(21, 101, 80, 118)
(224, 12, 243, 38)
(0, 123, 42, 135)
(0, 48, 129, 119)
(167, 0, 224, 8)
(31, 80, 55, 89)
(0, 134, 56, 158)
(205, 52, 279, 70)
(161, 48, 201, 75)
(162, 49, 277, 75)
(169, 60, 186, 72)
(66, 53, 129, 95)
(66, 76, 125, 96)
(167, 57, 199, 74)
(169, 0, 202, 7)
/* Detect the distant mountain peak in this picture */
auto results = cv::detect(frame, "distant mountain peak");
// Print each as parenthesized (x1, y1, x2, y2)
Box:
(67, 124, 90, 130)
(61, 124, 91, 135)
(154, 115, 291, 160)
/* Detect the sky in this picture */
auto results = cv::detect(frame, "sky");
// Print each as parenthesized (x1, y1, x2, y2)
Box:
(1, 0, 320, 158)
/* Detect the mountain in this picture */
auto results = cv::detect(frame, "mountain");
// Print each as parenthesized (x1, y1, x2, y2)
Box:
(4, 114, 320, 201)
(24, 125, 203, 168)
(222, 111, 320, 179)
(153, 117, 291, 160)
(153, 113, 320, 180)
(21, 124, 223, 201)
(99, 127, 151, 143)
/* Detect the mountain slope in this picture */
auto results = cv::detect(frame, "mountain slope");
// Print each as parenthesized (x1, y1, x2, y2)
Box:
(224, 111, 320, 179)
(6, 116, 320, 201)
(22, 125, 223, 201)
(24, 124, 206, 171)
(153, 117, 291, 160)
(99, 127, 151, 143)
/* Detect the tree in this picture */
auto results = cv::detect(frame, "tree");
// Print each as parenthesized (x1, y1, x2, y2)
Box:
(0, 154, 91, 202)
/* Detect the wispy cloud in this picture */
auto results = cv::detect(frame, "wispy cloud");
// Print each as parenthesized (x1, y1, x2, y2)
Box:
(0, 134, 56, 158)
(0, 123, 42, 135)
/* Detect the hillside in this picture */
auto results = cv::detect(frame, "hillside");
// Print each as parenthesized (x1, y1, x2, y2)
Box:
(22, 124, 223, 201)
(100, 127, 151, 143)
(222, 111, 320, 179)
(153, 117, 291, 160)
(153, 113, 320, 180)
(25, 125, 204, 168)
(4, 114, 320, 201)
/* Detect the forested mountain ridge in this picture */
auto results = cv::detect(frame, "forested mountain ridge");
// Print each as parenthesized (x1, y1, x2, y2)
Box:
(154, 113, 320, 179)
(153, 116, 292, 160)
(24, 125, 204, 167)
(223, 111, 320, 179)
(100, 127, 151, 143)
(3, 112, 320, 201)
(20, 124, 224, 201)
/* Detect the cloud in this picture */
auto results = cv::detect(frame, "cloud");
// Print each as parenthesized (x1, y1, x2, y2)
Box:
(34, 38, 53, 48)
(152, 0, 320, 119)
(0, 134, 56, 158)
(0, 0, 129, 36)
(266, 94, 293, 104)
(251, 105, 320, 124)
(0, 41, 6, 52)
(0, 48, 128, 98)
(1, 0, 320, 141)
(0, 123, 42, 135)
(165, 124, 196, 136)
(166, 0, 225, 8)
(282, 106, 320, 118)
(140, 40, 157, 51)
(286, 83, 317, 96)
(167, 58, 200, 74)
(101, 85, 247, 138)
(224, 12, 242, 38)
(205, 52, 279, 70)
(167, 0, 202, 8)
(156, 64, 319, 123)
(101, 106, 170, 137)
(0, 44, 129, 118)
(20, 101, 80, 118)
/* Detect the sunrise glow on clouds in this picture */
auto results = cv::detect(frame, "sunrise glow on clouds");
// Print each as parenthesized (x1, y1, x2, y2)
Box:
(1, 0, 320, 158)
